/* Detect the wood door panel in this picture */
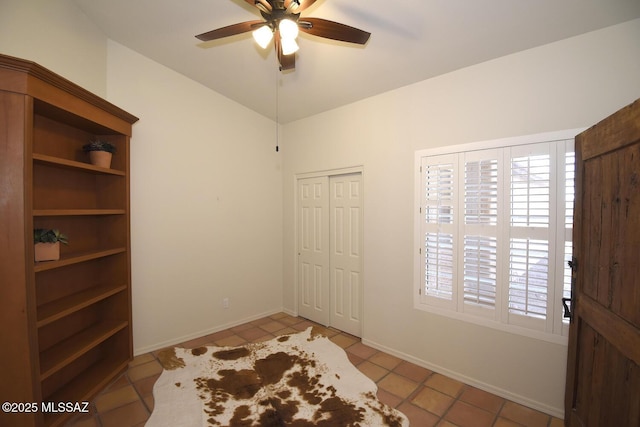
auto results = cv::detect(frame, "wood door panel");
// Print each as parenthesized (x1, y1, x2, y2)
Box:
(582, 155, 603, 302)
(574, 321, 640, 425)
(582, 144, 640, 327)
(615, 143, 640, 327)
(580, 296, 640, 365)
(580, 100, 640, 161)
(566, 99, 640, 427)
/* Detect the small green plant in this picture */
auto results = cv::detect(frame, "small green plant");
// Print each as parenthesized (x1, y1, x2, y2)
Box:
(34, 229, 68, 245)
(83, 139, 117, 154)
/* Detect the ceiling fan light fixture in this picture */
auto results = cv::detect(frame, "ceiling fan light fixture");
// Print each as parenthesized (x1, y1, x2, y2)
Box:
(278, 18, 299, 40)
(252, 25, 273, 49)
(196, 0, 370, 71)
(280, 37, 299, 55)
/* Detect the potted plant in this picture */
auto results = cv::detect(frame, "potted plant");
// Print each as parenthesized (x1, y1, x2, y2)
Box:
(83, 139, 117, 168)
(34, 228, 68, 262)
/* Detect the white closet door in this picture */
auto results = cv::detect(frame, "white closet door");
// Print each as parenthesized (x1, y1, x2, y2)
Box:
(330, 173, 363, 337)
(297, 176, 330, 326)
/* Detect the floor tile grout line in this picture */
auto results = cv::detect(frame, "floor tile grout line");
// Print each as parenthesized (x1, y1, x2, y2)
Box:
(68, 313, 562, 427)
(129, 371, 153, 416)
(489, 399, 507, 426)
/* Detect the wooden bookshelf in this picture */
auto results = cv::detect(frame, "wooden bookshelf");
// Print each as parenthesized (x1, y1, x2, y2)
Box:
(32, 153, 127, 176)
(37, 284, 128, 327)
(0, 53, 138, 427)
(33, 248, 127, 273)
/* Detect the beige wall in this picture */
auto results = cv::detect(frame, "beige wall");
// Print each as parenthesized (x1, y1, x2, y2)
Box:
(281, 19, 640, 417)
(0, 0, 107, 96)
(106, 41, 283, 353)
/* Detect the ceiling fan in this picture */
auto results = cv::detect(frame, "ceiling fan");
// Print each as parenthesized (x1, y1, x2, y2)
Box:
(196, 0, 371, 71)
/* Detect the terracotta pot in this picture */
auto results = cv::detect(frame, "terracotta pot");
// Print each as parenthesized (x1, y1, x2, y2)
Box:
(35, 242, 60, 262)
(89, 151, 113, 168)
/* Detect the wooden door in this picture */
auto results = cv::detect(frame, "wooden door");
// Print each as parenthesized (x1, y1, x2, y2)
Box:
(330, 173, 363, 337)
(565, 99, 640, 426)
(298, 176, 331, 326)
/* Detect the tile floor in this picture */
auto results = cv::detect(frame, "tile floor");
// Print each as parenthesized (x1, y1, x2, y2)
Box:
(66, 313, 564, 427)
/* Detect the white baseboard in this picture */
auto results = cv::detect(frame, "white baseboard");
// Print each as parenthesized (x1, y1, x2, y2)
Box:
(361, 337, 564, 419)
(133, 308, 284, 356)
(282, 307, 297, 317)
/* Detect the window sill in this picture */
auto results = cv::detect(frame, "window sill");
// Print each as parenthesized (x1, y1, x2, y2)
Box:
(413, 300, 569, 346)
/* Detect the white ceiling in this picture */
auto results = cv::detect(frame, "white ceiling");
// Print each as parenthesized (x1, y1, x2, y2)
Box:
(74, 0, 640, 124)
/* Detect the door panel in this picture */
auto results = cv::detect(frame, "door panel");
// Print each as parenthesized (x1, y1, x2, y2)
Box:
(330, 174, 363, 337)
(565, 99, 640, 426)
(297, 177, 330, 325)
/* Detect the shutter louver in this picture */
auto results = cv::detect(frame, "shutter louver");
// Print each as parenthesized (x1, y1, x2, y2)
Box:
(425, 232, 454, 299)
(425, 163, 454, 224)
(463, 235, 497, 308)
(511, 154, 550, 227)
(565, 151, 575, 228)
(465, 159, 498, 225)
(509, 238, 549, 318)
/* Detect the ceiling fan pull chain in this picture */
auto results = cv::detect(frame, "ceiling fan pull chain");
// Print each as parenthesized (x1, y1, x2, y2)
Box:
(275, 67, 280, 152)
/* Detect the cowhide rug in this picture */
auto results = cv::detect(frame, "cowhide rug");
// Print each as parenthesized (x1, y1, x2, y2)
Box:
(147, 327, 409, 426)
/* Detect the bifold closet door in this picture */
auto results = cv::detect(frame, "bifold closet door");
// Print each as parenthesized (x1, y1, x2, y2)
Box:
(298, 176, 331, 326)
(329, 174, 363, 337)
(297, 173, 363, 337)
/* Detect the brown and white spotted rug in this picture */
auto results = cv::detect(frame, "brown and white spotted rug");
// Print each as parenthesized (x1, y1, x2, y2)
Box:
(147, 327, 409, 426)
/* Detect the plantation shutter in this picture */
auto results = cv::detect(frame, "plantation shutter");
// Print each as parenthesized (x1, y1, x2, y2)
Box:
(416, 133, 577, 339)
(421, 154, 457, 308)
(461, 151, 500, 317)
(558, 143, 575, 334)
(507, 143, 555, 331)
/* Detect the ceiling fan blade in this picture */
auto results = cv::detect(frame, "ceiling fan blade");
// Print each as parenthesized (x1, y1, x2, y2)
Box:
(299, 17, 370, 44)
(285, 0, 317, 13)
(244, 0, 272, 12)
(275, 32, 296, 71)
(196, 20, 265, 42)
